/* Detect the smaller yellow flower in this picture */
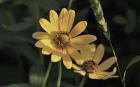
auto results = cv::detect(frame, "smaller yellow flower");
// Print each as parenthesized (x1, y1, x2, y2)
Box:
(72, 44, 118, 80)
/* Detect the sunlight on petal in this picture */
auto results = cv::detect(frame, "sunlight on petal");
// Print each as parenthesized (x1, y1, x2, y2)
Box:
(72, 64, 81, 70)
(35, 40, 45, 48)
(88, 72, 104, 79)
(63, 55, 72, 69)
(74, 70, 86, 76)
(42, 48, 52, 55)
(51, 54, 61, 62)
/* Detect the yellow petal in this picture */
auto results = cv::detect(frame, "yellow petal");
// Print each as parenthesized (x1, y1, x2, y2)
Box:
(88, 67, 118, 80)
(80, 50, 94, 62)
(66, 10, 75, 32)
(51, 54, 61, 62)
(40, 39, 56, 51)
(35, 40, 45, 48)
(67, 46, 83, 65)
(40, 39, 63, 55)
(98, 56, 116, 71)
(32, 32, 49, 39)
(62, 55, 72, 69)
(70, 35, 97, 44)
(88, 72, 105, 80)
(101, 67, 118, 80)
(72, 64, 81, 70)
(42, 48, 52, 55)
(74, 70, 86, 76)
(72, 63, 86, 76)
(59, 8, 68, 32)
(39, 18, 57, 33)
(70, 44, 96, 64)
(71, 44, 96, 52)
(93, 44, 104, 64)
(49, 10, 59, 30)
(70, 21, 87, 37)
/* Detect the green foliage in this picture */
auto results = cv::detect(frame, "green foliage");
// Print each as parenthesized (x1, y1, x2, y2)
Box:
(123, 55, 140, 83)
(123, 55, 140, 86)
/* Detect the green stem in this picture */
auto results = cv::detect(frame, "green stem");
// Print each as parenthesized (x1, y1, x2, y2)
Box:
(108, 37, 126, 87)
(78, 76, 87, 87)
(41, 62, 52, 87)
(57, 62, 62, 87)
(68, 0, 74, 9)
(123, 70, 127, 87)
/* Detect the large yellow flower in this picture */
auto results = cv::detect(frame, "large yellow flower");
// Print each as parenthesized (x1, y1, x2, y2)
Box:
(32, 8, 97, 69)
(72, 44, 118, 80)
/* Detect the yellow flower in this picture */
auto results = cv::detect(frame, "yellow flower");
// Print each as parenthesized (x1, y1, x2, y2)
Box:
(72, 44, 118, 80)
(32, 8, 97, 69)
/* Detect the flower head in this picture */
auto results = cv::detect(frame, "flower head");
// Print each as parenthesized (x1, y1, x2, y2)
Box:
(72, 44, 118, 80)
(32, 8, 97, 69)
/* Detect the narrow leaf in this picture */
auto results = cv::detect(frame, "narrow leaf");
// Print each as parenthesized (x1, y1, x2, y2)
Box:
(123, 55, 140, 85)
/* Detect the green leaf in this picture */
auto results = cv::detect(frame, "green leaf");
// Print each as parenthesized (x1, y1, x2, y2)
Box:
(113, 15, 127, 25)
(29, 64, 45, 87)
(123, 55, 140, 84)
(5, 83, 31, 87)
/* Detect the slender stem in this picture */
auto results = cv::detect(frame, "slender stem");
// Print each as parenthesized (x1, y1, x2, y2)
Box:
(68, 0, 74, 9)
(78, 76, 87, 87)
(41, 62, 52, 87)
(108, 37, 126, 87)
(57, 62, 62, 87)
(123, 71, 127, 87)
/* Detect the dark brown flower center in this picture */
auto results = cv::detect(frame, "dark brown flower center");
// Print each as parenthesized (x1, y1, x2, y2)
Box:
(81, 61, 96, 73)
(53, 32, 70, 49)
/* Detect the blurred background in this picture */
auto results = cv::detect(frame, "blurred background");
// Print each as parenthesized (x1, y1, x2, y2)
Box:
(0, 0, 140, 87)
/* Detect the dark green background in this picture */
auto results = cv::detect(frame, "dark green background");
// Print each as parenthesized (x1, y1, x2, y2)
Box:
(0, 0, 140, 87)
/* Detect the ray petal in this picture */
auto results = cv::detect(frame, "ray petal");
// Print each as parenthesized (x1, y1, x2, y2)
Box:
(98, 56, 116, 71)
(93, 44, 105, 64)
(70, 21, 87, 37)
(70, 35, 97, 44)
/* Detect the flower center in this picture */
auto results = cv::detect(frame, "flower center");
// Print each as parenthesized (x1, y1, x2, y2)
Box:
(53, 32, 70, 49)
(81, 61, 96, 73)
